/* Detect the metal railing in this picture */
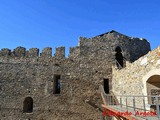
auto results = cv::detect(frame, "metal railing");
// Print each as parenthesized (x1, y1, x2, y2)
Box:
(99, 85, 160, 119)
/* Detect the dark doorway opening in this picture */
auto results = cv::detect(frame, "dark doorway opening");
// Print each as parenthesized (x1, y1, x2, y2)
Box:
(115, 46, 123, 69)
(23, 97, 33, 113)
(53, 75, 61, 94)
(104, 79, 109, 94)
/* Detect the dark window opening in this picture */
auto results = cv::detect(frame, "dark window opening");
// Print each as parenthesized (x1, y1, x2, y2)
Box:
(53, 75, 61, 94)
(115, 46, 123, 69)
(23, 97, 33, 113)
(104, 79, 109, 94)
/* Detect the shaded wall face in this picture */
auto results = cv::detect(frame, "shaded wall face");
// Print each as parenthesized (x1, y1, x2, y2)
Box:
(128, 39, 151, 62)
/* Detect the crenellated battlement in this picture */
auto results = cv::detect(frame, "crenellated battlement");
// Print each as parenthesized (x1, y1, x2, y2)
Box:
(69, 46, 80, 59)
(54, 47, 65, 58)
(0, 46, 67, 65)
(0, 30, 151, 65)
(28, 48, 40, 58)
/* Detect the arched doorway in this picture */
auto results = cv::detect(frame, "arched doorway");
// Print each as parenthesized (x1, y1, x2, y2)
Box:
(147, 75, 160, 96)
(142, 69, 160, 111)
(23, 97, 33, 113)
(147, 75, 160, 108)
(115, 46, 123, 69)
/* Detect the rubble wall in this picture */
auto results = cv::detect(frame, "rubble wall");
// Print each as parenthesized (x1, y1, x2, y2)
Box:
(0, 31, 151, 119)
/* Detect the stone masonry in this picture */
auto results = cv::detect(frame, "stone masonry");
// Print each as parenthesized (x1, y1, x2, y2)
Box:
(112, 46, 160, 109)
(0, 30, 151, 120)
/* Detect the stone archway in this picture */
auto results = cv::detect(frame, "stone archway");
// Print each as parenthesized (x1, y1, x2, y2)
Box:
(142, 69, 160, 110)
(142, 69, 160, 96)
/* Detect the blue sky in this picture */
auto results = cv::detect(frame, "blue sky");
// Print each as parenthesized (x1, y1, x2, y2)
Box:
(0, 0, 160, 56)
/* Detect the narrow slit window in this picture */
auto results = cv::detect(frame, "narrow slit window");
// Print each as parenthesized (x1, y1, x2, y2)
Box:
(53, 75, 61, 94)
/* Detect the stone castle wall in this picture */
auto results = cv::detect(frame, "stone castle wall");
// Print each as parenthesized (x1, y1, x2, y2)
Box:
(0, 31, 151, 120)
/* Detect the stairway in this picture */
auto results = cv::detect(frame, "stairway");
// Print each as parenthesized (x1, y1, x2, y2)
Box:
(99, 85, 160, 120)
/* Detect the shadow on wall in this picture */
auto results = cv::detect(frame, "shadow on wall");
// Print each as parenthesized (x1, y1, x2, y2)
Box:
(115, 46, 124, 69)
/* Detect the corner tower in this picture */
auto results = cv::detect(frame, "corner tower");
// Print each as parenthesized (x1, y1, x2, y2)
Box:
(69, 30, 151, 94)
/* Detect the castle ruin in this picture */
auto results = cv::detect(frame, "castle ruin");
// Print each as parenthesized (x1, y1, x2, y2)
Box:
(1, 30, 160, 120)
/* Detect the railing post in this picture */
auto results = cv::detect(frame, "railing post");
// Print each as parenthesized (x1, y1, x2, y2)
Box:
(105, 94, 107, 105)
(126, 97, 128, 111)
(133, 97, 136, 114)
(112, 96, 114, 105)
(110, 95, 111, 105)
(143, 96, 146, 113)
(156, 96, 160, 119)
(120, 96, 122, 112)
(111, 96, 113, 105)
